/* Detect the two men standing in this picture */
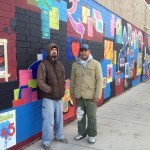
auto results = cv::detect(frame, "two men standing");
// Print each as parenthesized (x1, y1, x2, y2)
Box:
(37, 43, 103, 149)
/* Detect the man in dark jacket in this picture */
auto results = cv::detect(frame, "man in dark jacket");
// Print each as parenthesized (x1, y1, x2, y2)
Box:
(37, 43, 68, 150)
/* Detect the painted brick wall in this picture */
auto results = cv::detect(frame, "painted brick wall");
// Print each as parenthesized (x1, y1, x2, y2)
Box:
(0, 0, 150, 149)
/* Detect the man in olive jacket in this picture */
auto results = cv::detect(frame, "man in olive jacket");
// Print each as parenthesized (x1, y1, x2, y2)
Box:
(70, 44, 103, 144)
(37, 43, 67, 150)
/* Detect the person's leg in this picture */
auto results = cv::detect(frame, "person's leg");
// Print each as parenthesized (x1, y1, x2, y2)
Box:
(54, 100, 64, 139)
(86, 99, 97, 137)
(76, 98, 86, 137)
(42, 98, 54, 146)
(54, 100, 68, 143)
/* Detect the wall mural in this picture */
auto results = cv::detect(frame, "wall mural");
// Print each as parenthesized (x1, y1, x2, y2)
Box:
(0, 0, 150, 148)
(0, 0, 149, 112)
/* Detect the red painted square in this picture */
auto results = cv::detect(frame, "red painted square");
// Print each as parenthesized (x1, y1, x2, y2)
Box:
(13, 99, 25, 107)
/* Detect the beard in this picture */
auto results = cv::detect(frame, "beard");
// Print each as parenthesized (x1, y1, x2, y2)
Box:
(51, 53, 57, 58)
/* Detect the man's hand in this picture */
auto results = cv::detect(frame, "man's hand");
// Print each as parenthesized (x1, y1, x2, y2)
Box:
(94, 98, 99, 102)
(71, 94, 75, 100)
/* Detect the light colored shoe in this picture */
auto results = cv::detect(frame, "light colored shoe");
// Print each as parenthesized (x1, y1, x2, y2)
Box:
(74, 134, 86, 140)
(88, 137, 96, 144)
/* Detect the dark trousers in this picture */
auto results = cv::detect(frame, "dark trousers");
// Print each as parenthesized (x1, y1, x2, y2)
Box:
(76, 98, 97, 137)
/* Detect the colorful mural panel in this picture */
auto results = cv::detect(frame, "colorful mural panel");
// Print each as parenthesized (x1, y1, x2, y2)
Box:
(0, 0, 150, 149)
(0, 110, 16, 150)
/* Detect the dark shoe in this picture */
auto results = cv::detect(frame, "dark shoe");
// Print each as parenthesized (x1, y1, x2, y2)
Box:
(54, 137, 68, 143)
(42, 143, 50, 150)
(74, 134, 86, 140)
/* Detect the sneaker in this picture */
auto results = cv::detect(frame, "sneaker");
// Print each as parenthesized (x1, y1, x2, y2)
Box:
(42, 143, 50, 150)
(54, 137, 68, 143)
(88, 137, 96, 144)
(74, 134, 86, 140)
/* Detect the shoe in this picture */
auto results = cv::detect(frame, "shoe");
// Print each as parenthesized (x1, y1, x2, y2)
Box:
(88, 137, 96, 144)
(54, 137, 68, 143)
(74, 134, 86, 140)
(42, 143, 50, 150)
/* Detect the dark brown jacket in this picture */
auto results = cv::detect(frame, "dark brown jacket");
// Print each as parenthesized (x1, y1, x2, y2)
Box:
(37, 43, 65, 100)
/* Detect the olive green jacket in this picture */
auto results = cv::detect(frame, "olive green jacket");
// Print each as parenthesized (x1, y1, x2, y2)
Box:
(70, 59, 103, 100)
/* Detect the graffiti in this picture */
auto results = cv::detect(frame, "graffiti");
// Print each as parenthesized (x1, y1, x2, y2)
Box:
(107, 64, 113, 83)
(120, 58, 125, 67)
(125, 62, 129, 78)
(71, 41, 80, 57)
(50, 7, 59, 30)
(82, 6, 90, 24)
(137, 53, 143, 75)
(115, 71, 121, 86)
(102, 77, 106, 88)
(88, 17, 94, 37)
(0, 1, 149, 149)
(67, 0, 103, 41)
(116, 18, 122, 43)
(68, 13, 85, 37)
(38, 0, 52, 10)
(0, 110, 16, 150)
(92, 9, 103, 33)
(110, 14, 115, 36)
(62, 80, 74, 113)
(0, 121, 15, 140)
(27, 0, 67, 39)
(104, 40, 114, 61)
(41, 9, 50, 39)
(67, 0, 85, 37)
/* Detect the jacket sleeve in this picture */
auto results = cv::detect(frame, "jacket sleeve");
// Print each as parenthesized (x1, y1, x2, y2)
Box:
(37, 63, 52, 93)
(61, 64, 66, 83)
(95, 62, 103, 99)
(70, 63, 75, 96)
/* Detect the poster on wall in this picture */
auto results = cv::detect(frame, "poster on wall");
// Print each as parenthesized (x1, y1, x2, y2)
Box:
(120, 57, 125, 67)
(115, 71, 121, 86)
(129, 67, 134, 78)
(137, 52, 143, 75)
(0, 43, 5, 76)
(125, 62, 129, 78)
(0, 110, 16, 150)
(0, 39, 10, 82)
(107, 64, 113, 83)
(102, 77, 106, 88)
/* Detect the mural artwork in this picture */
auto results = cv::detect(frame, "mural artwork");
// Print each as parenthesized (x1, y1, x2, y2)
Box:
(0, 0, 150, 149)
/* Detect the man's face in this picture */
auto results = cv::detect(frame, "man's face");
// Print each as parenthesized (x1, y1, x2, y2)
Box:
(80, 49, 90, 60)
(50, 47, 57, 58)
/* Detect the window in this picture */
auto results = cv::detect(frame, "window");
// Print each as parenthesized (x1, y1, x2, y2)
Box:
(0, 39, 10, 82)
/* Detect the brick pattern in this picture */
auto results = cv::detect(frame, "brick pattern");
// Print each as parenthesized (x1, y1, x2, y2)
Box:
(0, 0, 17, 83)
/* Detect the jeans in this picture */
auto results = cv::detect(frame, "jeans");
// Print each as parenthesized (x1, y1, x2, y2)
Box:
(42, 98, 64, 145)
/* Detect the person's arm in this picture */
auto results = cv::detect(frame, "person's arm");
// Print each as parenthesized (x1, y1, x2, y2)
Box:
(37, 63, 52, 93)
(62, 65, 66, 83)
(70, 63, 75, 97)
(95, 62, 103, 100)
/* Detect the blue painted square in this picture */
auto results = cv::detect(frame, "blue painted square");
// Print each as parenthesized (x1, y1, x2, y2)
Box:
(38, 0, 52, 10)
(41, 9, 49, 22)
(42, 26, 50, 39)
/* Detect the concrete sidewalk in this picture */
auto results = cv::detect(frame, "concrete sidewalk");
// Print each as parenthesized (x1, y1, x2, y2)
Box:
(25, 80, 150, 150)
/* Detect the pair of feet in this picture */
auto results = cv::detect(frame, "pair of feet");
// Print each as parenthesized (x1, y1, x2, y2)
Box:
(75, 135, 96, 144)
(42, 137, 68, 150)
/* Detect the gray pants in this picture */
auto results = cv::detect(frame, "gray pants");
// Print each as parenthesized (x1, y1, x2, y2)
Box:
(76, 98, 97, 137)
